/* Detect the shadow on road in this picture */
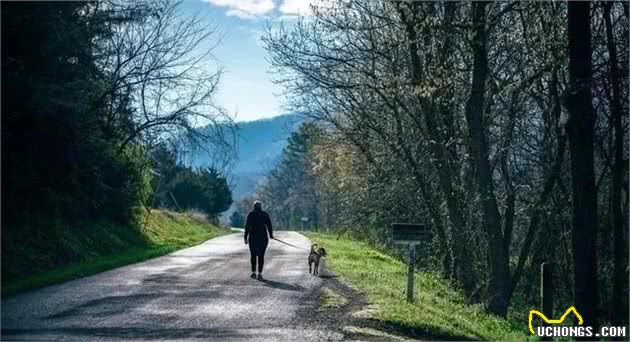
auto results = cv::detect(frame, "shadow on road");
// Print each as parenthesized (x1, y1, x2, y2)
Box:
(45, 293, 162, 319)
(260, 279, 305, 292)
(45, 288, 224, 321)
(318, 275, 337, 279)
(2, 327, 252, 340)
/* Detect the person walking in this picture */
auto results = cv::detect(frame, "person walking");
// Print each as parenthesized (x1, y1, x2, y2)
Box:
(244, 201, 273, 280)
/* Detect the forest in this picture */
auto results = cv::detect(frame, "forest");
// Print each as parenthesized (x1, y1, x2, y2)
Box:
(2, 1, 233, 281)
(230, 0, 630, 326)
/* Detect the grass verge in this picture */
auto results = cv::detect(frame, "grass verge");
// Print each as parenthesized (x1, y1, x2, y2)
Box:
(307, 232, 533, 341)
(2, 210, 230, 296)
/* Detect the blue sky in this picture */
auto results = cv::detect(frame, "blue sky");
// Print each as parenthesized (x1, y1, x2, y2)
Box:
(178, 0, 314, 122)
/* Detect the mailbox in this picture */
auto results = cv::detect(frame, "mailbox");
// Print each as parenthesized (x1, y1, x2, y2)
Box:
(391, 223, 430, 244)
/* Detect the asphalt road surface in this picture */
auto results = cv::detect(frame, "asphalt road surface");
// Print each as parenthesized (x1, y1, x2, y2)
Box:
(1, 231, 344, 341)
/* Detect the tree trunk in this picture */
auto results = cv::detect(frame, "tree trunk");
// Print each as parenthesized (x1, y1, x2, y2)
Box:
(604, 1, 627, 326)
(396, 2, 476, 296)
(565, 1, 599, 328)
(463, 1, 509, 317)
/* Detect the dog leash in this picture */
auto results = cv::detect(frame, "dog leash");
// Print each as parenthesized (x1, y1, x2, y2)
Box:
(271, 237, 310, 251)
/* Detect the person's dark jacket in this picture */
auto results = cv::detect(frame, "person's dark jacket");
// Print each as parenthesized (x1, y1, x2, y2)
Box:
(244, 208, 273, 244)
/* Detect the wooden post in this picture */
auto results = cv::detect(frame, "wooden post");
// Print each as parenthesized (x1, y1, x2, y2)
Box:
(541, 262, 554, 322)
(407, 243, 416, 303)
(391, 224, 428, 304)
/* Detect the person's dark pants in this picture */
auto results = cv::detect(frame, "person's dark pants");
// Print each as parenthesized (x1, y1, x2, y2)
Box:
(249, 239, 268, 273)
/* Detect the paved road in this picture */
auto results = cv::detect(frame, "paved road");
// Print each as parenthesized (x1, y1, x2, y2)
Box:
(1, 232, 343, 341)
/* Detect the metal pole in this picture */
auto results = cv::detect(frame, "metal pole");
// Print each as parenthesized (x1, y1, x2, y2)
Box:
(407, 243, 416, 303)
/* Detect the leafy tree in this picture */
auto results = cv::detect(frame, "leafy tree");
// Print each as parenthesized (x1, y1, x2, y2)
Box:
(163, 167, 232, 219)
(229, 211, 244, 228)
(149, 145, 232, 219)
(2, 1, 146, 224)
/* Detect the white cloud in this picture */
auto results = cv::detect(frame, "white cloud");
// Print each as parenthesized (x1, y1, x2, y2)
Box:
(226, 9, 255, 19)
(278, 0, 334, 17)
(207, 0, 275, 18)
(279, 0, 314, 16)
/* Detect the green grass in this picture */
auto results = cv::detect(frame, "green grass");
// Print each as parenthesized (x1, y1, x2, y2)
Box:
(2, 210, 230, 296)
(307, 232, 534, 341)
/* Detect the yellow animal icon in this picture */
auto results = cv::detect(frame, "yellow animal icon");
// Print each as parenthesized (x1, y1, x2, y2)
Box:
(528, 306, 584, 334)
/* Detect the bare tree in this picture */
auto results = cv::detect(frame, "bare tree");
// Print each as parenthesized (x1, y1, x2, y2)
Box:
(263, 0, 627, 320)
(96, 0, 234, 158)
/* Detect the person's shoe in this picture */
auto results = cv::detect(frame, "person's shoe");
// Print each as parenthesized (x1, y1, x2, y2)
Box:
(250, 273, 256, 279)
(257, 274, 264, 281)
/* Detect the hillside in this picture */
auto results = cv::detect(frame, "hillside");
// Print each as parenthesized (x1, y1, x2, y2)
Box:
(193, 113, 303, 201)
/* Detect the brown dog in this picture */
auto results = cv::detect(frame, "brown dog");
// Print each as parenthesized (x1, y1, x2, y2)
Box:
(308, 244, 327, 275)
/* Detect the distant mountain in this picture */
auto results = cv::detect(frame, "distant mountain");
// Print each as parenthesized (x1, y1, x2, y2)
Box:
(190, 113, 303, 202)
